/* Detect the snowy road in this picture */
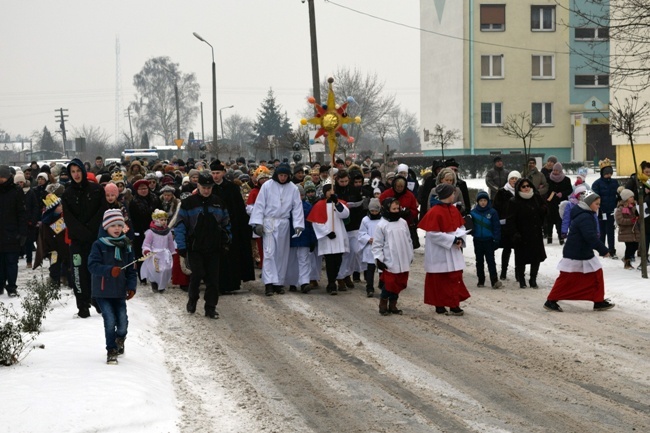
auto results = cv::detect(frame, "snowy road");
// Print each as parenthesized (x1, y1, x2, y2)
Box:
(149, 249, 650, 433)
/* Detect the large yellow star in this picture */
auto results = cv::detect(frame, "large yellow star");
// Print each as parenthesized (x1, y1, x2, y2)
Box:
(301, 77, 361, 165)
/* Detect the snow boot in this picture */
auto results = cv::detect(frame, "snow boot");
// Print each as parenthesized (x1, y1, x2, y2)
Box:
(529, 263, 539, 289)
(379, 298, 389, 316)
(116, 338, 125, 355)
(624, 258, 633, 270)
(388, 299, 402, 315)
(106, 349, 119, 365)
(265, 284, 274, 296)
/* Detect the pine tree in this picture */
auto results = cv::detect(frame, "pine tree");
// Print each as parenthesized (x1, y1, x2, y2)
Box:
(253, 88, 292, 158)
(38, 126, 56, 151)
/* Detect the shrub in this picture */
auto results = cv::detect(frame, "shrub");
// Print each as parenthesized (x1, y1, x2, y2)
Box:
(21, 276, 61, 333)
(0, 304, 27, 366)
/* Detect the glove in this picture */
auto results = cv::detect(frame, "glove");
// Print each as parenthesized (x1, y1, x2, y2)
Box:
(399, 208, 410, 219)
(294, 228, 303, 237)
(621, 206, 631, 215)
(111, 267, 121, 278)
(556, 192, 562, 198)
(143, 250, 151, 256)
(126, 290, 135, 300)
(329, 194, 338, 204)
(178, 249, 187, 258)
(19, 236, 27, 247)
(309, 243, 316, 253)
(254, 224, 265, 237)
(376, 260, 388, 271)
(327, 232, 337, 239)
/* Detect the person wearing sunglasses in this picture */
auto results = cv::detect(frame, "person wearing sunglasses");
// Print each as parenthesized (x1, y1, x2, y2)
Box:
(505, 179, 548, 288)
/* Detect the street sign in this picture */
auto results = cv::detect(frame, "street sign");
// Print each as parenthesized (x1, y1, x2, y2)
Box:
(174, 138, 184, 149)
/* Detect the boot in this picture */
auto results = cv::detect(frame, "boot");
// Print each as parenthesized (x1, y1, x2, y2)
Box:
(186, 298, 198, 313)
(352, 272, 362, 283)
(388, 299, 402, 315)
(115, 338, 125, 355)
(624, 258, 633, 270)
(265, 284, 274, 296)
(344, 275, 355, 289)
(327, 283, 338, 295)
(300, 283, 311, 293)
(379, 298, 389, 315)
(337, 279, 347, 292)
(517, 268, 527, 288)
(491, 276, 502, 289)
(499, 268, 507, 281)
(529, 263, 539, 288)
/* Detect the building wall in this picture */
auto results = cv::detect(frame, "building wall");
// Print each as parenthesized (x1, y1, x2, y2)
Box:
(420, 0, 465, 155)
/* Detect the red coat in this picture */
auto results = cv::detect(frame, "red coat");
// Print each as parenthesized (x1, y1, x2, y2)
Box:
(379, 188, 419, 225)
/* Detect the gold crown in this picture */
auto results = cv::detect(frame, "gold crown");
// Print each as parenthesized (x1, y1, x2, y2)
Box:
(599, 158, 612, 169)
(151, 209, 168, 220)
(111, 171, 125, 183)
(254, 166, 270, 177)
(43, 193, 61, 210)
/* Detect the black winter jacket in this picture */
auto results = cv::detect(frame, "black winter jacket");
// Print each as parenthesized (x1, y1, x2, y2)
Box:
(0, 178, 27, 253)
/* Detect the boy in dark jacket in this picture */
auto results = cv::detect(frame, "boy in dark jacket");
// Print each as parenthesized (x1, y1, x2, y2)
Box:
(88, 209, 137, 365)
(470, 191, 502, 288)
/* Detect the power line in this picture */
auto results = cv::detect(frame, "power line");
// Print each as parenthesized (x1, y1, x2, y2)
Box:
(324, 0, 573, 55)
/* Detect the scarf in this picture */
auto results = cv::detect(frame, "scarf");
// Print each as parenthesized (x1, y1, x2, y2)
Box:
(149, 220, 171, 236)
(99, 234, 131, 261)
(368, 212, 381, 220)
(382, 211, 401, 222)
(504, 183, 516, 195)
(518, 190, 534, 200)
(550, 171, 565, 183)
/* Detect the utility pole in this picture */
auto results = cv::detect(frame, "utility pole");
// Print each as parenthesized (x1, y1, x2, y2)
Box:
(55, 108, 69, 157)
(125, 106, 135, 147)
(306, 0, 321, 106)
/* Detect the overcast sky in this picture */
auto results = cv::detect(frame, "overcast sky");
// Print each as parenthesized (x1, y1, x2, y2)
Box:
(1, 0, 419, 145)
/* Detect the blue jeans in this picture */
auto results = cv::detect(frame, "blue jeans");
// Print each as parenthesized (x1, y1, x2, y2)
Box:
(95, 298, 128, 351)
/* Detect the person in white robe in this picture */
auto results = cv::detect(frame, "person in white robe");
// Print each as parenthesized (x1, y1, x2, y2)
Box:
(308, 184, 350, 295)
(249, 164, 304, 296)
(357, 198, 382, 297)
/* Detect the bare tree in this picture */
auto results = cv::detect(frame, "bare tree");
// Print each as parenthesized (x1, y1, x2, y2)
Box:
(499, 112, 543, 174)
(130, 57, 200, 146)
(223, 113, 255, 158)
(314, 67, 397, 148)
(429, 124, 461, 160)
(610, 95, 650, 277)
(389, 109, 421, 152)
(558, 0, 650, 92)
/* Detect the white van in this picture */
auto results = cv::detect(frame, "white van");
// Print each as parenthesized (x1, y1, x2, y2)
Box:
(121, 149, 159, 162)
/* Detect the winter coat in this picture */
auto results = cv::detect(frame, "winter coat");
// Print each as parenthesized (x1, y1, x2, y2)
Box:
(289, 200, 316, 248)
(0, 177, 27, 253)
(88, 228, 138, 299)
(175, 193, 232, 253)
(129, 192, 161, 237)
(485, 165, 508, 200)
(371, 217, 413, 274)
(379, 186, 419, 226)
(61, 160, 106, 244)
(470, 203, 501, 243)
(506, 180, 547, 264)
(527, 168, 549, 198)
(418, 202, 467, 273)
(493, 187, 515, 248)
(563, 203, 609, 260)
(546, 176, 572, 221)
(34, 211, 69, 270)
(406, 168, 420, 198)
(614, 203, 641, 243)
(592, 175, 620, 216)
(334, 183, 365, 231)
(358, 215, 381, 264)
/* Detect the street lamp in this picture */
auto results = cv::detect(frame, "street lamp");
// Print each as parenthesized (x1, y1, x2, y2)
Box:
(219, 105, 234, 140)
(193, 32, 218, 159)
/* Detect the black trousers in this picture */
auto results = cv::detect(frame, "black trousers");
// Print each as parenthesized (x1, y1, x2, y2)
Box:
(69, 242, 92, 310)
(324, 253, 343, 285)
(364, 263, 376, 291)
(188, 251, 220, 311)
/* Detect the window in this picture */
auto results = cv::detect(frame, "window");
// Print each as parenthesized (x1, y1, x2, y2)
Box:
(532, 103, 553, 125)
(481, 102, 502, 126)
(575, 75, 609, 87)
(575, 27, 609, 40)
(481, 5, 505, 31)
(532, 55, 554, 79)
(481, 55, 504, 78)
(531, 6, 555, 31)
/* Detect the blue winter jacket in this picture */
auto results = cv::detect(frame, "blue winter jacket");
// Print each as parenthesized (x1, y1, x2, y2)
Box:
(470, 203, 501, 243)
(563, 204, 609, 260)
(592, 175, 619, 215)
(290, 200, 317, 248)
(88, 227, 138, 298)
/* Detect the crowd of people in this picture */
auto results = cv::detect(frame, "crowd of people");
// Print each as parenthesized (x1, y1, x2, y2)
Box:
(1, 152, 642, 363)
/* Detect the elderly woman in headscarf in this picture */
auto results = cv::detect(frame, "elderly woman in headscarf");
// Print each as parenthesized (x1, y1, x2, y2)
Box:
(427, 168, 465, 213)
(545, 162, 572, 245)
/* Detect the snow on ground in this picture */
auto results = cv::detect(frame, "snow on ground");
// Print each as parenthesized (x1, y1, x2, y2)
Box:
(2, 171, 649, 433)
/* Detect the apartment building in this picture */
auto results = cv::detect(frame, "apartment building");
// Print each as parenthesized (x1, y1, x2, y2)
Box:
(421, 0, 611, 163)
